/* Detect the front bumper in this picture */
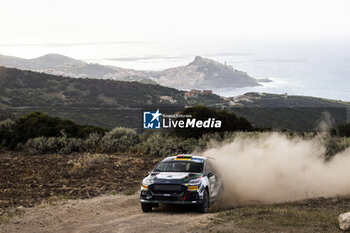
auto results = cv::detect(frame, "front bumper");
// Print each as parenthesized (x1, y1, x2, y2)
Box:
(140, 186, 203, 205)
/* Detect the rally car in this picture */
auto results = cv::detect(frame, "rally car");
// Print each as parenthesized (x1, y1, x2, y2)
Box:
(140, 154, 223, 213)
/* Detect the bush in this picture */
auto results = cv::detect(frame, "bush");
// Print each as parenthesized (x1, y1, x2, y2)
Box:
(24, 136, 84, 154)
(0, 118, 15, 148)
(7, 112, 107, 149)
(196, 131, 236, 152)
(325, 136, 350, 159)
(172, 105, 253, 139)
(100, 127, 139, 153)
(82, 132, 103, 152)
(138, 131, 197, 157)
(0, 118, 15, 130)
(338, 123, 350, 137)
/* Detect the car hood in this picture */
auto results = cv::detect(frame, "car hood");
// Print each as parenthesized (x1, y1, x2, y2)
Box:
(153, 172, 190, 180)
(149, 172, 202, 184)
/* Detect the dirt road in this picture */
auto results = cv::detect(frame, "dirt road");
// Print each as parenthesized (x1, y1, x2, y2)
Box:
(0, 152, 220, 233)
(0, 194, 217, 233)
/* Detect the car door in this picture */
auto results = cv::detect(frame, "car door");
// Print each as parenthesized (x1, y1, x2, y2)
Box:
(205, 160, 217, 198)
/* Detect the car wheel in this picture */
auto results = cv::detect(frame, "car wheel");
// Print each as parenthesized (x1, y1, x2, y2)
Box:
(197, 189, 209, 213)
(141, 203, 153, 212)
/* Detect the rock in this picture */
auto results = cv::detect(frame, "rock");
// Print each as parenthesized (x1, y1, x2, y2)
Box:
(339, 212, 350, 231)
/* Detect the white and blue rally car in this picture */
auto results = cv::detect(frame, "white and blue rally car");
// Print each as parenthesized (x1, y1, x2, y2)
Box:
(140, 154, 223, 213)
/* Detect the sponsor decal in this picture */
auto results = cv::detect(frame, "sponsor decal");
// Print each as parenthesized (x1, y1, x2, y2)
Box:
(174, 157, 192, 161)
(191, 158, 204, 163)
(188, 186, 199, 191)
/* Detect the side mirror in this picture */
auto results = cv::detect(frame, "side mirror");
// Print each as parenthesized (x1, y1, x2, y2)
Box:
(207, 173, 214, 178)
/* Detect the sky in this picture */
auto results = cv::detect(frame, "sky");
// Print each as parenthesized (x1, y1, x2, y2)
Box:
(1, 0, 350, 59)
(1, 0, 350, 101)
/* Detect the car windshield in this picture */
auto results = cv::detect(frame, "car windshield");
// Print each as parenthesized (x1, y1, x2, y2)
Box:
(154, 161, 203, 173)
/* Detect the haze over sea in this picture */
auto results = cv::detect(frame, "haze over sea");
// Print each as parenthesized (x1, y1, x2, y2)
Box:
(1, 41, 349, 101)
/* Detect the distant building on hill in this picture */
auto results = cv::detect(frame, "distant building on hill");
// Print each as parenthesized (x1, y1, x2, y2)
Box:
(190, 89, 202, 94)
(184, 91, 197, 98)
(184, 89, 213, 98)
(203, 90, 213, 95)
(160, 95, 176, 103)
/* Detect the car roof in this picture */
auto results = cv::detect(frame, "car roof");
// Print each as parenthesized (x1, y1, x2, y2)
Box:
(162, 154, 208, 163)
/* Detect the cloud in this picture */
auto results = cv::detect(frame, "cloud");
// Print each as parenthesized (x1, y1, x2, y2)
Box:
(0, 41, 153, 48)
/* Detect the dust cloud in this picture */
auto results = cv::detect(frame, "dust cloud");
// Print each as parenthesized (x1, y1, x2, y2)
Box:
(201, 133, 350, 205)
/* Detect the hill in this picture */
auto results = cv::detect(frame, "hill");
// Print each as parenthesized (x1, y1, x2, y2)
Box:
(148, 56, 259, 89)
(0, 66, 348, 130)
(0, 66, 224, 128)
(228, 93, 350, 131)
(0, 53, 84, 70)
(0, 53, 260, 89)
(0, 66, 187, 108)
(0, 53, 120, 79)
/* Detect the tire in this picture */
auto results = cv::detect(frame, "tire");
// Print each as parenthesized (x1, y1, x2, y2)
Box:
(141, 203, 153, 212)
(197, 189, 209, 213)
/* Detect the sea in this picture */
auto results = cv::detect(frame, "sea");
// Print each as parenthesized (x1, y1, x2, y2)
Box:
(1, 41, 349, 101)
(89, 43, 350, 102)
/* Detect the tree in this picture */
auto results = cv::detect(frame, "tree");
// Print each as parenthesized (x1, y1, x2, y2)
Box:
(7, 112, 107, 148)
(172, 106, 253, 138)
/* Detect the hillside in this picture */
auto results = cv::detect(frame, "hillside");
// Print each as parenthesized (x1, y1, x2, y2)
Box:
(230, 92, 350, 108)
(0, 53, 260, 89)
(229, 93, 350, 131)
(0, 66, 224, 128)
(148, 56, 259, 89)
(0, 53, 84, 70)
(0, 66, 348, 130)
(0, 54, 128, 79)
(0, 66, 187, 108)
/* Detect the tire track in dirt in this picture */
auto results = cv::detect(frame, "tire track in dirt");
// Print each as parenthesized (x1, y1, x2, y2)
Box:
(0, 194, 216, 233)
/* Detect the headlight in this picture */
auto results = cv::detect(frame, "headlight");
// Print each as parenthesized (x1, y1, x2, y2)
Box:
(141, 176, 154, 189)
(188, 178, 201, 185)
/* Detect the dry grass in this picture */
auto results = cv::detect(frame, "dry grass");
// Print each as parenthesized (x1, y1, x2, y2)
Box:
(205, 197, 350, 233)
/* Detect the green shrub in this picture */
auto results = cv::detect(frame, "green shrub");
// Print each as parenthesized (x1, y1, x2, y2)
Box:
(82, 132, 103, 152)
(0, 118, 15, 148)
(100, 127, 139, 153)
(0, 118, 15, 130)
(172, 105, 253, 139)
(24, 136, 84, 154)
(7, 112, 107, 149)
(138, 131, 197, 157)
(338, 123, 350, 137)
(325, 136, 350, 159)
(106, 127, 137, 138)
(24, 137, 47, 154)
(195, 131, 236, 152)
